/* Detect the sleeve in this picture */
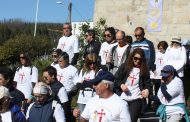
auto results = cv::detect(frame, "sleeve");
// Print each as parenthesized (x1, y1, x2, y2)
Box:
(13, 69, 19, 82)
(54, 103, 66, 122)
(72, 67, 79, 85)
(148, 40, 156, 71)
(73, 36, 79, 53)
(165, 79, 182, 98)
(31, 67, 38, 83)
(76, 70, 84, 83)
(58, 87, 69, 103)
(57, 38, 62, 49)
(173, 46, 187, 71)
(114, 63, 126, 95)
(120, 100, 131, 122)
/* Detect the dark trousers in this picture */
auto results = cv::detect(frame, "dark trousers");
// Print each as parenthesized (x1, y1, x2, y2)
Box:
(127, 99, 143, 122)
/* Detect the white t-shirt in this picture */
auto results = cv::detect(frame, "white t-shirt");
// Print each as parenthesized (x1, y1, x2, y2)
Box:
(57, 65, 78, 92)
(164, 46, 187, 77)
(26, 102, 66, 122)
(157, 76, 185, 116)
(99, 42, 117, 65)
(57, 35, 79, 63)
(116, 45, 128, 65)
(81, 94, 131, 122)
(77, 70, 96, 104)
(13, 65, 38, 99)
(57, 87, 69, 103)
(0, 111, 12, 122)
(120, 67, 142, 101)
(152, 50, 166, 79)
(51, 63, 61, 71)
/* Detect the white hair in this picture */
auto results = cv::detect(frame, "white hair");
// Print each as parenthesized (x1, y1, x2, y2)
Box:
(102, 80, 114, 91)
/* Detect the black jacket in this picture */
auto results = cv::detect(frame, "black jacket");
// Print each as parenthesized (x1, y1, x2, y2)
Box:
(84, 40, 101, 58)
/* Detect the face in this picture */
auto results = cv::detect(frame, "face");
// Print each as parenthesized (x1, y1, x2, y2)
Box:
(93, 82, 107, 98)
(84, 32, 93, 43)
(52, 53, 59, 63)
(63, 24, 71, 37)
(0, 74, 7, 86)
(19, 54, 26, 65)
(33, 93, 48, 104)
(172, 42, 180, 48)
(161, 73, 173, 84)
(88, 61, 96, 70)
(104, 31, 113, 43)
(133, 53, 142, 67)
(58, 57, 67, 69)
(158, 46, 165, 53)
(135, 29, 144, 41)
(43, 71, 53, 85)
(116, 32, 125, 47)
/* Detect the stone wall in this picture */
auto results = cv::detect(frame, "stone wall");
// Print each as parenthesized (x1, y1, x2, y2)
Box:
(93, 0, 190, 46)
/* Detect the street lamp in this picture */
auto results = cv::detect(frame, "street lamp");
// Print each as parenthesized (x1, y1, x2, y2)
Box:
(57, 0, 72, 24)
(34, 0, 40, 37)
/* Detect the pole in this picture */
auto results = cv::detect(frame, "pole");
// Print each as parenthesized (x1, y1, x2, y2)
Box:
(68, 2, 72, 24)
(34, 0, 40, 37)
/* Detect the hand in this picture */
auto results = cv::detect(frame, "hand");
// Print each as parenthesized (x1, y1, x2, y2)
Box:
(141, 89, 149, 98)
(73, 108, 80, 118)
(120, 84, 129, 92)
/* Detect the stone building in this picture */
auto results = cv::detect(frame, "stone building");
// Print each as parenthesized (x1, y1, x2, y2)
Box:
(93, 0, 190, 45)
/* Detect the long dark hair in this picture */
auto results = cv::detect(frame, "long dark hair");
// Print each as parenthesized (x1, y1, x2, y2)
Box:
(19, 51, 32, 66)
(124, 48, 149, 77)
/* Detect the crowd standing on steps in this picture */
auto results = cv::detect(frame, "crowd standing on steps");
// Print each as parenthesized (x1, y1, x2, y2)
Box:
(1, 24, 190, 122)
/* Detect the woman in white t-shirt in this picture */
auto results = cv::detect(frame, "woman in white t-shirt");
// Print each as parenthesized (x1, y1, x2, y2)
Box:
(99, 27, 117, 71)
(76, 53, 101, 113)
(151, 41, 168, 95)
(115, 48, 151, 122)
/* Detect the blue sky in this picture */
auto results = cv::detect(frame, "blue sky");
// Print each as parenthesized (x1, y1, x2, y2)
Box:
(0, 0, 94, 23)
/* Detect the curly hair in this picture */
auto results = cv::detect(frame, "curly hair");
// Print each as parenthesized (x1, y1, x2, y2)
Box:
(124, 48, 149, 77)
(83, 53, 100, 73)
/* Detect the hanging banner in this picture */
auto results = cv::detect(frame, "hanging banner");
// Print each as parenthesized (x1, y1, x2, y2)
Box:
(147, 0, 163, 32)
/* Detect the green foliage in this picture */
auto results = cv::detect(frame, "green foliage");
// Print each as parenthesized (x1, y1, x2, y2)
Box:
(33, 56, 52, 80)
(0, 34, 54, 65)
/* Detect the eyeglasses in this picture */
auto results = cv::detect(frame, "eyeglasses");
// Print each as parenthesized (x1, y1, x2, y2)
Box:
(133, 57, 142, 61)
(20, 56, 26, 59)
(63, 27, 70, 29)
(104, 34, 111, 38)
(116, 38, 123, 41)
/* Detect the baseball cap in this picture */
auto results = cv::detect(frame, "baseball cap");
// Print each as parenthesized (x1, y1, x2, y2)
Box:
(0, 86, 12, 99)
(90, 70, 115, 85)
(160, 65, 176, 77)
(33, 82, 52, 95)
(171, 36, 181, 44)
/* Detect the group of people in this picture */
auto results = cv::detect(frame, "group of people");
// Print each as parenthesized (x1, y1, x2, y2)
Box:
(0, 22, 190, 122)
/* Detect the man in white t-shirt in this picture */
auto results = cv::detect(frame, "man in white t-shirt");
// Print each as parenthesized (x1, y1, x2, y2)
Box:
(108, 31, 131, 75)
(73, 71, 131, 122)
(57, 22, 79, 65)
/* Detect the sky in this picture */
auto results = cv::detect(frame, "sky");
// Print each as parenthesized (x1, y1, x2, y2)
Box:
(0, 0, 94, 23)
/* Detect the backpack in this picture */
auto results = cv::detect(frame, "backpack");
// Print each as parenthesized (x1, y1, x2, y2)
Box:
(11, 105, 26, 122)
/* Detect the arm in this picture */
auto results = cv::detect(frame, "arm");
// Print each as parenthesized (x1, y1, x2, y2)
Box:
(71, 53, 79, 65)
(148, 40, 156, 71)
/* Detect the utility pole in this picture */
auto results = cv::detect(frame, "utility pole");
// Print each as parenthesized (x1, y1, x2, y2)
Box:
(68, 2, 72, 24)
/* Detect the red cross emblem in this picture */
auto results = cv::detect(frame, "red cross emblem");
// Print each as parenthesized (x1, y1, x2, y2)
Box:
(97, 109, 106, 122)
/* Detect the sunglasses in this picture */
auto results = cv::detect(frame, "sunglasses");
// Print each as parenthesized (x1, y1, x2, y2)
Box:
(133, 57, 142, 61)
(52, 55, 58, 58)
(85, 34, 89, 37)
(20, 56, 26, 59)
(63, 27, 70, 29)
(89, 61, 97, 65)
(135, 34, 142, 37)
(104, 34, 111, 38)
